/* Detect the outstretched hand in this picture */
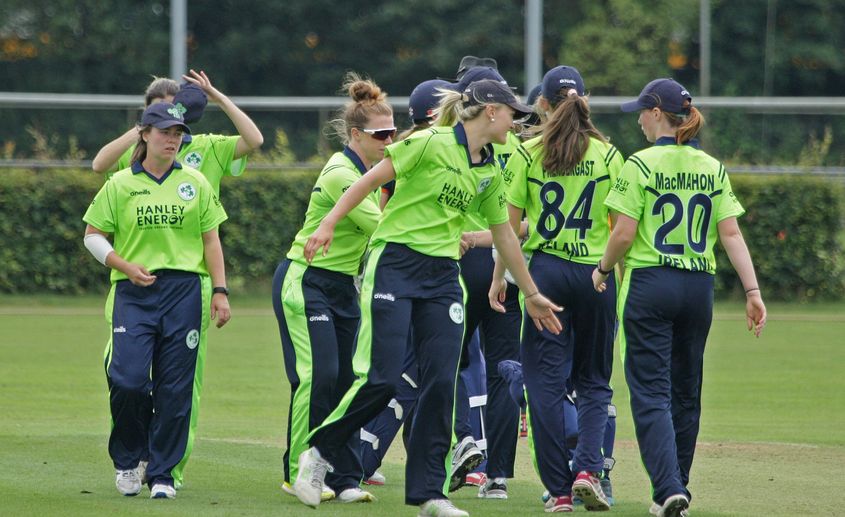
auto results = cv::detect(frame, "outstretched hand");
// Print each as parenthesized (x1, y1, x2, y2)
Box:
(302, 222, 335, 263)
(524, 293, 564, 334)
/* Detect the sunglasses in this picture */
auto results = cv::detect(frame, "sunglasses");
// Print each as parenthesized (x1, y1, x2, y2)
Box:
(360, 127, 397, 141)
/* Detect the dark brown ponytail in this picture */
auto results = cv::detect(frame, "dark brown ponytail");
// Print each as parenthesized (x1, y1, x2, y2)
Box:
(540, 90, 607, 175)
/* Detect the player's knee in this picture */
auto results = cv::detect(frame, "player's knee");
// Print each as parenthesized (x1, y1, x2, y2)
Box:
(110, 371, 151, 394)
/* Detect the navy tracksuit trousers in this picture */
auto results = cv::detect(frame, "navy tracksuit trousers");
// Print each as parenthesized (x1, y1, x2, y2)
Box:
(309, 243, 464, 505)
(620, 266, 713, 504)
(107, 271, 203, 488)
(454, 247, 522, 478)
(521, 252, 615, 496)
(272, 259, 364, 491)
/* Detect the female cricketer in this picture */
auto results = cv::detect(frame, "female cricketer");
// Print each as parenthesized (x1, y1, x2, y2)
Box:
(273, 73, 390, 504)
(92, 69, 263, 196)
(293, 79, 563, 517)
(361, 77, 451, 485)
(83, 102, 230, 499)
(593, 78, 767, 517)
(496, 65, 623, 513)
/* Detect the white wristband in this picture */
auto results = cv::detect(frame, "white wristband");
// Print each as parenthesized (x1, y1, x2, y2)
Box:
(84, 233, 114, 265)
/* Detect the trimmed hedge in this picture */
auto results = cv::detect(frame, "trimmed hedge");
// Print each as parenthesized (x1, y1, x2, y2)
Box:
(1, 169, 843, 301)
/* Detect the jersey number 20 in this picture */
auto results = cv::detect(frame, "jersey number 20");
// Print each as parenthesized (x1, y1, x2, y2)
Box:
(652, 193, 712, 255)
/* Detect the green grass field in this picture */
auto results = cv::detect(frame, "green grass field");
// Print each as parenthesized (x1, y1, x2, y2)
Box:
(1, 296, 843, 516)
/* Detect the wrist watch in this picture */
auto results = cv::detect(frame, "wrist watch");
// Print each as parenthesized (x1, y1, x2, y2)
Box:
(212, 286, 229, 296)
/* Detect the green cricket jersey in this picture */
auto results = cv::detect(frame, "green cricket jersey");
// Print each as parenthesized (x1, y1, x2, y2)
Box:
(505, 135, 624, 264)
(112, 134, 244, 197)
(287, 148, 381, 276)
(463, 131, 521, 232)
(84, 161, 228, 283)
(373, 123, 509, 259)
(604, 138, 744, 274)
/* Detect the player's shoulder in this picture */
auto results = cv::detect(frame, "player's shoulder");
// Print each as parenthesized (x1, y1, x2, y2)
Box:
(178, 164, 215, 189)
(588, 137, 621, 166)
(320, 152, 357, 176)
(189, 133, 235, 145)
(109, 167, 134, 181)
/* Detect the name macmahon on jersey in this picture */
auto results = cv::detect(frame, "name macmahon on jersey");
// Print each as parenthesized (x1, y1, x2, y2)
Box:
(654, 172, 716, 192)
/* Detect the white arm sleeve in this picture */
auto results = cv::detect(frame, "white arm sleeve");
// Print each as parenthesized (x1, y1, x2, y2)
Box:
(84, 233, 114, 266)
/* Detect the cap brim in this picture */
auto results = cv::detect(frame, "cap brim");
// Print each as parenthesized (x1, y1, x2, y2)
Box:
(153, 120, 191, 134)
(506, 100, 534, 120)
(620, 99, 645, 112)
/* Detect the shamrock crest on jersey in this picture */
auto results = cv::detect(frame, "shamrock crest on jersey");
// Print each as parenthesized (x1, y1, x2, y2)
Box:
(184, 151, 202, 168)
(178, 182, 197, 201)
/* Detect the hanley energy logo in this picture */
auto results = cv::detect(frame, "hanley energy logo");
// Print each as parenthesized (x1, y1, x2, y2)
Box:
(177, 182, 197, 201)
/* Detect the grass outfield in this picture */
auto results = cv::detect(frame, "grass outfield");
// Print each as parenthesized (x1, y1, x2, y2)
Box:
(0, 296, 843, 516)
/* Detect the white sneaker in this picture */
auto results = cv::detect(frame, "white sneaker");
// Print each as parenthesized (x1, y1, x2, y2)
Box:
(337, 487, 376, 503)
(135, 460, 148, 484)
(115, 469, 141, 496)
(292, 447, 334, 508)
(449, 436, 484, 492)
(150, 483, 176, 499)
(282, 481, 296, 496)
(418, 498, 469, 517)
(321, 485, 336, 502)
(478, 477, 508, 499)
(363, 470, 386, 485)
(650, 494, 690, 517)
(281, 481, 336, 501)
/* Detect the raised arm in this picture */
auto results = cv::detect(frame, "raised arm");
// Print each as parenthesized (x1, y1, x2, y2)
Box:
(303, 157, 396, 262)
(183, 69, 264, 158)
(92, 128, 137, 173)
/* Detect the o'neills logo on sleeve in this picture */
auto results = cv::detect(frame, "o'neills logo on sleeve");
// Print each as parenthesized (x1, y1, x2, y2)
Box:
(136, 205, 186, 229)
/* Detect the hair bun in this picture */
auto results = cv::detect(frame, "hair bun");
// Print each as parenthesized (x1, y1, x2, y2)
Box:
(349, 80, 385, 103)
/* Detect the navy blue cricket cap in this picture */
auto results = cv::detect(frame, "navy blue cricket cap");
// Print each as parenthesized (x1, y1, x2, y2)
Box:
(621, 78, 692, 114)
(542, 65, 585, 102)
(141, 102, 191, 133)
(172, 83, 207, 123)
(455, 55, 499, 80)
(454, 66, 508, 93)
(464, 79, 533, 119)
(526, 83, 542, 106)
(409, 79, 452, 123)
